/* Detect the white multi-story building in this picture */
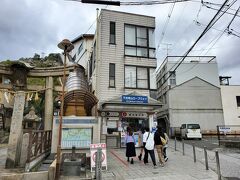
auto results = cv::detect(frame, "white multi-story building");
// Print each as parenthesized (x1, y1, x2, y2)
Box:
(86, 9, 162, 147)
(220, 77, 240, 126)
(156, 56, 224, 133)
(70, 34, 94, 77)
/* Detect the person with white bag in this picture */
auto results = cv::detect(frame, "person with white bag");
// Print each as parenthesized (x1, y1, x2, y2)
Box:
(143, 127, 157, 168)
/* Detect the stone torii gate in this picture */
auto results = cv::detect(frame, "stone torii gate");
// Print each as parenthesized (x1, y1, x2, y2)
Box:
(0, 62, 78, 168)
(0, 62, 76, 130)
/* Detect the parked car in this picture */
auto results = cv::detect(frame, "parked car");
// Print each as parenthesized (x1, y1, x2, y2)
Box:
(180, 123, 202, 140)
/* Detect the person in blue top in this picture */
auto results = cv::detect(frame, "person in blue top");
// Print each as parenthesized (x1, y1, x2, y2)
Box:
(125, 126, 136, 164)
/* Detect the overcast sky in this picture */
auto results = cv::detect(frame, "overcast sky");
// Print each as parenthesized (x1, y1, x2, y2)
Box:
(0, 0, 239, 84)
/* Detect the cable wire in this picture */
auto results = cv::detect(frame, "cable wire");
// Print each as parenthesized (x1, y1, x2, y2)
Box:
(205, 5, 239, 59)
(202, 1, 240, 18)
(158, 0, 231, 86)
(67, 0, 198, 6)
(157, 2, 176, 51)
(121, 0, 195, 5)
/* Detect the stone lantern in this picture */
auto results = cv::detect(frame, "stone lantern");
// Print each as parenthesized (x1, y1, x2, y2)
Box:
(23, 107, 41, 129)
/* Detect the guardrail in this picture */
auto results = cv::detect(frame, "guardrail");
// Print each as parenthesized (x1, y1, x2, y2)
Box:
(26, 130, 52, 163)
(217, 125, 240, 147)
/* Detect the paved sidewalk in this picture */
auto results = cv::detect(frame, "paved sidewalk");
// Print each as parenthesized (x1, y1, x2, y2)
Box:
(169, 140, 240, 179)
(0, 141, 223, 180)
(102, 146, 218, 180)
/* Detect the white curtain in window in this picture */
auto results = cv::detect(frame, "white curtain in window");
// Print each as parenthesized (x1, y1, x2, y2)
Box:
(137, 48, 147, 57)
(148, 29, 155, 48)
(125, 25, 136, 45)
(170, 71, 176, 85)
(125, 66, 136, 88)
(109, 78, 115, 87)
(149, 49, 155, 58)
(149, 68, 156, 89)
(137, 27, 147, 46)
(125, 46, 136, 56)
(137, 67, 148, 88)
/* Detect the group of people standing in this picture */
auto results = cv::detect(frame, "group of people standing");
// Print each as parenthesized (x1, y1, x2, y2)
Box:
(125, 126, 169, 167)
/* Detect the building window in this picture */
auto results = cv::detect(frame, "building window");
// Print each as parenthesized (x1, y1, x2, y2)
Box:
(124, 24, 155, 58)
(110, 22, 116, 44)
(78, 43, 83, 55)
(236, 96, 240, 107)
(125, 66, 136, 88)
(93, 42, 96, 70)
(125, 65, 156, 89)
(109, 63, 115, 87)
(137, 67, 148, 88)
(149, 68, 156, 89)
(169, 71, 176, 85)
(89, 55, 93, 77)
(89, 42, 96, 78)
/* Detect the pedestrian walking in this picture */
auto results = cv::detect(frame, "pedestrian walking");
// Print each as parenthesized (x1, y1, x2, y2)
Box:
(154, 126, 165, 166)
(143, 127, 157, 168)
(163, 130, 169, 162)
(138, 128, 145, 161)
(125, 127, 136, 164)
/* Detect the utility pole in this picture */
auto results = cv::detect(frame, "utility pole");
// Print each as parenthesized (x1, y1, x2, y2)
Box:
(55, 39, 74, 180)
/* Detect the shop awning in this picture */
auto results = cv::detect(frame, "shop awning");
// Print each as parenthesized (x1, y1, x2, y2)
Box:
(100, 91, 163, 113)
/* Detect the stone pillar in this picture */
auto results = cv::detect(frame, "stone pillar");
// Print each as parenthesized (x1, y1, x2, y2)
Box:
(5, 91, 25, 168)
(20, 133, 29, 167)
(44, 76, 53, 130)
(149, 114, 154, 131)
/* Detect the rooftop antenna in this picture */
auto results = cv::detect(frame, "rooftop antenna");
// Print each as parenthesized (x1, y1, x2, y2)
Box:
(161, 43, 172, 56)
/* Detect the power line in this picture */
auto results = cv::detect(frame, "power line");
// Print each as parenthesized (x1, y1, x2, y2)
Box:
(158, 0, 230, 86)
(83, 4, 109, 34)
(121, 0, 195, 5)
(157, 2, 176, 51)
(202, 0, 240, 18)
(205, 5, 240, 58)
(202, 31, 225, 56)
(195, 2, 203, 21)
(194, 19, 240, 39)
(230, 28, 240, 36)
(226, 6, 240, 29)
(84, 20, 96, 34)
(170, 2, 198, 55)
(194, 0, 238, 55)
(67, 0, 197, 6)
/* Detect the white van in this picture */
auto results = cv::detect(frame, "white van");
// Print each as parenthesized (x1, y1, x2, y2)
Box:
(180, 124, 202, 140)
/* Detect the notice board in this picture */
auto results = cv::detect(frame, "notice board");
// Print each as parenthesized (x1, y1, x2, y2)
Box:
(61, 128, 92, 148)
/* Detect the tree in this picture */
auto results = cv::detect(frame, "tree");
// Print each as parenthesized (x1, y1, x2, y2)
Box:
(33, 53, 40, 60)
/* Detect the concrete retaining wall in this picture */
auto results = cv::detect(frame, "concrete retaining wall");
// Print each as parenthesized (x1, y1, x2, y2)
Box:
(0, 159, 57, 180)
(0, 171, 48, 180)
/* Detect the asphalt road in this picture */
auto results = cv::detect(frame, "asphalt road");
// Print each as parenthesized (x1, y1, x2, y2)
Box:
(181, 136, 240, 155)
(182, 136, 220, 150)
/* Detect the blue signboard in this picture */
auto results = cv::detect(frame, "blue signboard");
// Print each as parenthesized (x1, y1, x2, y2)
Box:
(122, 95, 148, 103)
